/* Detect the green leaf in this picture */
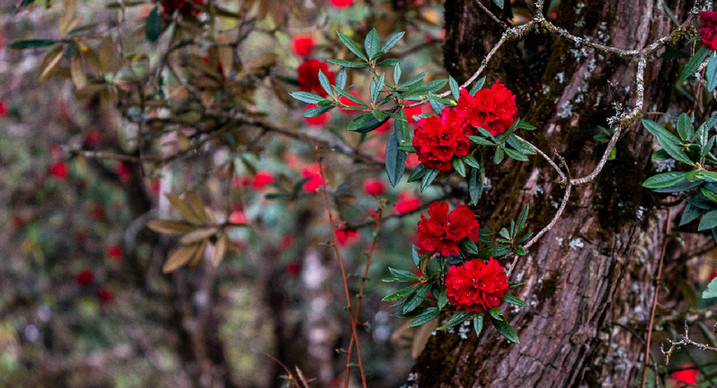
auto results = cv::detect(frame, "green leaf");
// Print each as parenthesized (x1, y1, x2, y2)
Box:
(677, 113, 694, 141)
(651, 149, 670, 161)
(393, 64, 402, 84)
(460, 238, 479, 255)
(478, 244, 511, 259)
(303, 105, 333, 118)
(493, 148, 505, 164)
(407, 164, 430, 182)
(707, 52, 717, 92)
(364, 28, 380, 59)
(698, 210, 717, 231)
(703, 277, 717, 299)
(382, 283, 421, 301)
(290, 91, 327, 104)
(642, 171, 687, 189)
(420, 168, 440, 192)
(490, 315, 520, 343)
(451, 158, 466, 177)
(412, 245, 421, 268)
(145, 6, 162, 43)
(439, 310, 473, 330)
(469, 76, 486, 95)
(385, 133, 407, 187)
(492, 0, 504, 9)
(680, 203, 702, 226)
(504, 147, 529, 161)
(10, 39, 57, 49)
(642, 120, 693, 165)
(348, 113, 386, 133)
(382, 31, 405, 53)
(401, 72, 428, 88)
(507, 134, 535, 154)
(468, 135, 496, 146)
(408, 307, 440, 327)
(514, 246, 527, 256)
(327, 59, 366, 68)
(449, 76, 461, 101)
(462, 154, 481, 169)
(388, 267, 422, 282)
(435, 287, 449, 309)
(476, 126, 496, 140)
(681, 45, 709, 81)
(428, 98, 445, 115)
(335, 68, 347, 89)
(516, 204, 529, 233)
(337, 31, 368, 61)
(318, 69, 333, 98)
(376, 58, 398, 67)
(473, 313, 484, 336)
(503, 294, 527, 307)
(468, 167, 483, 206)
(515, 119, 536, 130)
(402, 285, 431, 314)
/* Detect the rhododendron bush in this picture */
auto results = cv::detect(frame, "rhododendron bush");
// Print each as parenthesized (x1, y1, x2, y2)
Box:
(7, 0, 717, 387)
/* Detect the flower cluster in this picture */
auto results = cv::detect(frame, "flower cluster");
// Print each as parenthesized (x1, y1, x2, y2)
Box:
(297, 59, 335, 97)
(412, 80, 517, 170)
(416, 201, 480, 257)
(161, 0, 204, 17)
(700, 12, 717, 50)
(454, 80, 517, 136)
(412, 109, 472, 170)
(445, 258, 509, 313)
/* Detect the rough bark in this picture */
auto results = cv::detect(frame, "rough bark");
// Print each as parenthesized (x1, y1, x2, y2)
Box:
(411, 0, 693, 386)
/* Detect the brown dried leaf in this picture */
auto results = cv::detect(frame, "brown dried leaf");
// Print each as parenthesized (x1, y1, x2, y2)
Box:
(211, 232, 230, 267)
(39, 49, 64, 85)
(70, 55, 87, 89)
(185, 192, 208, 223)
(216, 33, 233, 79)
(166, 194, 204, 224)
(163, 243, 201, 273)
(411, 319, 439, 359)
(188, 239, 208, 267)
(147, 220, 195, 234)
(179, 227, 218, 245)
(60, 0, 77, 36)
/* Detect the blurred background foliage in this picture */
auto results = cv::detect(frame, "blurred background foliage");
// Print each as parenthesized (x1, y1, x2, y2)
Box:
(0, 0, 455, 386)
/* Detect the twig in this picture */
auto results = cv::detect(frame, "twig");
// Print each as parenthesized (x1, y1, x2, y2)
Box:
(513, 134, 567, 182)
(315, 147, 367, 388)
(661, 321, 717, 366)
(640, 208, 672, 388)
(474, 0, 508, 30)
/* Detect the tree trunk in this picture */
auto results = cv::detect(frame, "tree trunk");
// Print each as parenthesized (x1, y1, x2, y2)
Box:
(411, 0, 694, 386)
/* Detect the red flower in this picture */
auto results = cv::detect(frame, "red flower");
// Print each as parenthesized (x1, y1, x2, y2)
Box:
(335, 227, 359, 245)
(49, 161, 68, 179)
(330, 0, 354, 8)
(97, 287, 114, 303)
(363, 178, 386, 196)
(700, 12, 717, 50)
(0, 100, 7, 117)
(229, 210, 247, 224)
(416, 201, 479, 257)
(107, 244, 122, 261)
(252, 171, 274, 189)
(302, 164, 324, 192)
(76, 270, 94, 286)
(454, 81, 517, 136)
(673, 365, 698, 385)
(446, 258, 508, 313)
(304, 104, 330, 126)
(292, 35, 315, 57)
(404, 101, 424, 124)
(297, 59, 335, 97)
(412, 108, 472, 171)
(394, 191, 420, 214)
(161, 0, 204, 17)
(286, 261, 301, 276)
(115, 162, 131, 183)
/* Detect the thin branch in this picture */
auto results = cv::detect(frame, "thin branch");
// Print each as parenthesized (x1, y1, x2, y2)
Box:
(474, 0, 508, 30)
(640, 208, 672, 388)
(514, 134, 567, 182)
(315, 147, 367, 388)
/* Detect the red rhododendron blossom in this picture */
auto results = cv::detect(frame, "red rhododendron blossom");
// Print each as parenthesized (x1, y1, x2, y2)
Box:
(446, 258, 508, 313)
(394, 191, 420, 214)
(297, 59, 335, 97)
(416, 201, 479, 257)
(292, 35, 315, 57)
(229, 210, 247, 224)
(286, 262, 301, 276)
(50, 161, 68, 179)
(76, 270, 94, 286)
(700, 12, 717, 50)
(304, 104, 329, 126)
(302, 164, 324, 193)
(330, 0, 353, 8)
(97, 287, 114, 303)
(454, 80, 518, 136)
(107, 244, 122, 261)
(363, 178, 386, 196)
(253, 171, 274, 189)
(404, 101, 424, 124)
(116, 162, 131, 183)
(335, 227, 359, 246)
(0, 100, 7, 117)
(412, 109, 472, 170)
(161, 0, 204, 17)
(673, 365, 698, 385)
